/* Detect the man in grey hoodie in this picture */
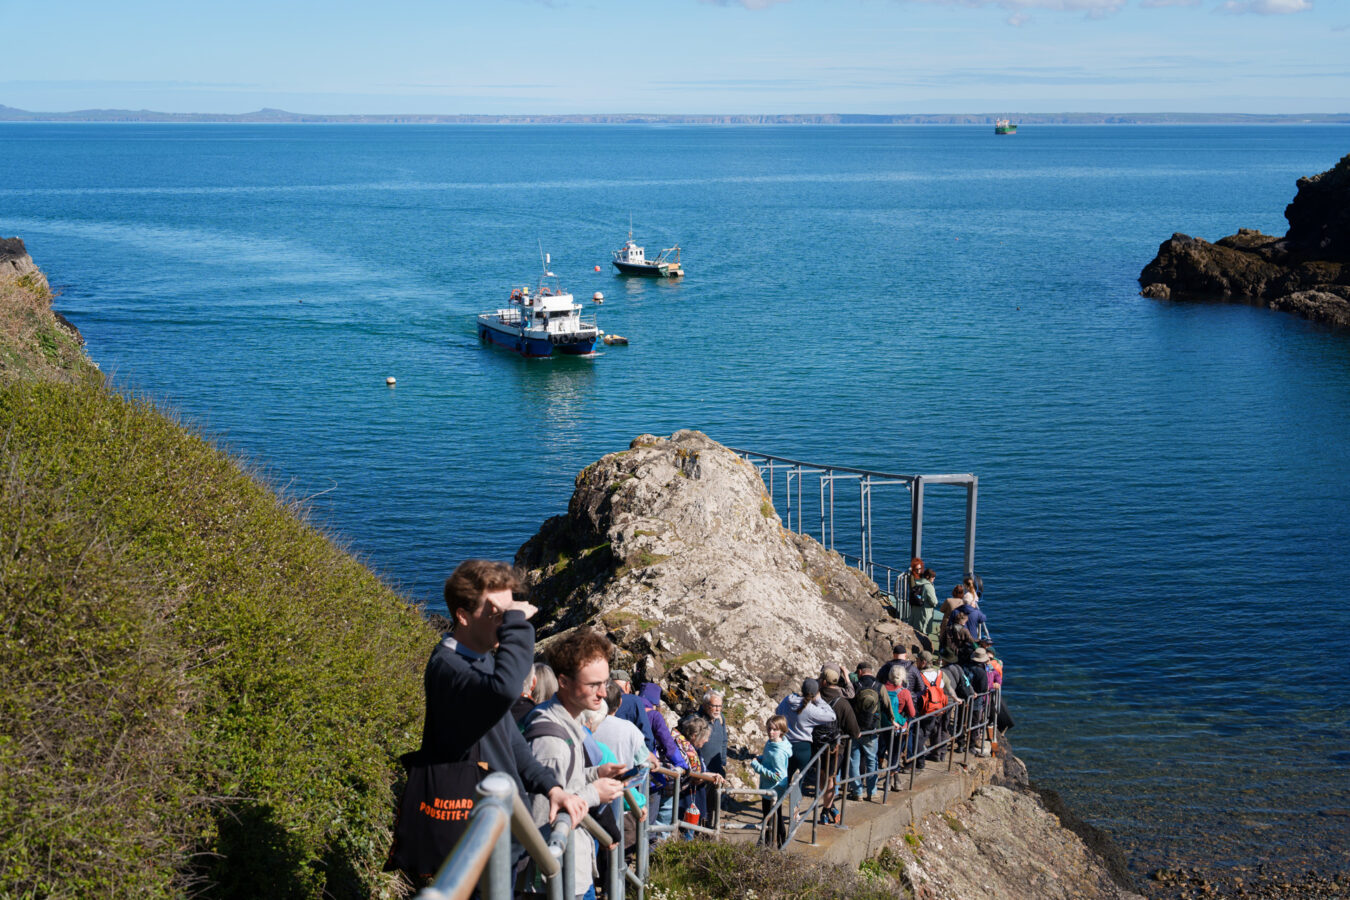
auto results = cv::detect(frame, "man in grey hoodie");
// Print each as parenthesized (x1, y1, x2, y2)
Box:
(523, 629, 627, 900)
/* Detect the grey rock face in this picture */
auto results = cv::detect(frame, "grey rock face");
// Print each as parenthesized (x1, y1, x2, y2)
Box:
(516, 430, 916, 760)
(0, 237, 50, 294)
(902, 785, 1145, 900)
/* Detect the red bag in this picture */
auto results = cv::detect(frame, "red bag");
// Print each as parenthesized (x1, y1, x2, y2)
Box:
(919, 673, 948, 715)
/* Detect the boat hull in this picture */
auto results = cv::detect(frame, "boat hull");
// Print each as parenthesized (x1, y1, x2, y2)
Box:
(612, 260, 679, 277)
(478, 319, 597, 357)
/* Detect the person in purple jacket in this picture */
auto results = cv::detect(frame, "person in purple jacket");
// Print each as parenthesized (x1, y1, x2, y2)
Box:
(639, 682, 689, 840)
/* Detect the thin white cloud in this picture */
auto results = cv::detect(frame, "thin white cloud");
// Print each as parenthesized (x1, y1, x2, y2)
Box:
(699, 0, 790, 8)
(1007, 10, 1033, 23)
(894, 0, 1128, 16)
(1139, 0, 1201, 7)
(1218, 0, 1312, 11)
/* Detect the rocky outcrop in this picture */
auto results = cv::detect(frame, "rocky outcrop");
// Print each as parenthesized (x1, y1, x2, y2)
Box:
(516, 430, 917, 760)
(900, 784, 1144, 900)
(1139, 154, 1350, 329)
(1, 239, 91, 381)
(1, 237, 52, 296)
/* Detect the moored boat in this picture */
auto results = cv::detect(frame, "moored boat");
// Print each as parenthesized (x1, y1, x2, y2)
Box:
(477, 253, 601, 358)
(612, 225, 683, 277)
(995, 118, 1018, 135)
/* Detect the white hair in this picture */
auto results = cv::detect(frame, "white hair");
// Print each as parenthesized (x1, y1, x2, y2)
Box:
(579, 707, 607, 730)
(701, 688, 724, 705)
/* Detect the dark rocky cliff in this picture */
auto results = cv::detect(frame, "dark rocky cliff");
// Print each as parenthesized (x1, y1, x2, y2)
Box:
(1139, 154, 1350, 328)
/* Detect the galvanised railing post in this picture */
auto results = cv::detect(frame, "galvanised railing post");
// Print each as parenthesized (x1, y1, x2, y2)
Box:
(635, 769, 650, 900)
(479, 775, 514, 900)
(561, 817, 577, 900)
(607, 820, 624, 900)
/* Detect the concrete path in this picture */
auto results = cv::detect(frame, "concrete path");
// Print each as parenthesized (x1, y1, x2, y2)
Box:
(718, 750, 1005, 868)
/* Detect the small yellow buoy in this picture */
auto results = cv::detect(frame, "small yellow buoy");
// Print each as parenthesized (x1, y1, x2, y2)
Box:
(386, 377, 396, 386)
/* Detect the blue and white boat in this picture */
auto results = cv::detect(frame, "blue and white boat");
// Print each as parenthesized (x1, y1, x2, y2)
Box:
(477, 254, 601, 358)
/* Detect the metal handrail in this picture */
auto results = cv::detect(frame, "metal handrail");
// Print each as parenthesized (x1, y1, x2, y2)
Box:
(414, 771, 622, 900)
(420, 688, 1004, 897)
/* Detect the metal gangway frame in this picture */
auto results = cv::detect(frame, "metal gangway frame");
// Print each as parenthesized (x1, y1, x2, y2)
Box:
(727, 447, 978, 609)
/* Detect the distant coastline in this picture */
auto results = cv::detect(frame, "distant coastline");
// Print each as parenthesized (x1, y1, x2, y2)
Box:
(1, 104, 1347, 125)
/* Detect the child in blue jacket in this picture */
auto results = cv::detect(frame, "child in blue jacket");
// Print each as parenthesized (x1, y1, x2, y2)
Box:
(750, 714, 791, 846)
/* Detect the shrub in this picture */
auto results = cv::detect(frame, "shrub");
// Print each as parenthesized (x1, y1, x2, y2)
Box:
(0, 378, 435, 897)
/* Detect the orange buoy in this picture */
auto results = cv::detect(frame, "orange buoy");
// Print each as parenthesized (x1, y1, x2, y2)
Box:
(594, 265, 601, 272)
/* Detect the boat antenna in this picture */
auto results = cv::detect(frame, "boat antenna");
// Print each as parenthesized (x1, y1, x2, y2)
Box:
(628, 213, 633, 242)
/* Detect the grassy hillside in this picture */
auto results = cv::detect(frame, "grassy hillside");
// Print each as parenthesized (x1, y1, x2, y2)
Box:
(0, 268, 436, 897)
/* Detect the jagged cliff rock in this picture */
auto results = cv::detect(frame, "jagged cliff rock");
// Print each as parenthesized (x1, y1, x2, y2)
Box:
(1, 238, 91, 381)
(899, 783, 1145, 900)
(1, 237, 53, 296)
(1285, 152, 1350, 258)
(1139, 154, 1350, 329)
(516, 430, 917, 764)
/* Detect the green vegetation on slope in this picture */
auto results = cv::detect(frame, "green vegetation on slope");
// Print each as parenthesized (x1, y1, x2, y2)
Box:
(1, 271, 436, 898)
(0, 272, 98, 384)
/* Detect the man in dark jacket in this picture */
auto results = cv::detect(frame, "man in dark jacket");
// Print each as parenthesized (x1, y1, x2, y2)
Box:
(818, 666, 859, 820)
(611, 669, 656, 753)
(878, 644, 922, 697)
(695, 689, 728, 827)
(419, 561, 585, 835)
(848, 664, 888, 801)
(940, 650, 975, 752)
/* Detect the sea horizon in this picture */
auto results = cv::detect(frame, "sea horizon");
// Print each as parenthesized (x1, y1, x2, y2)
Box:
(2, 105, 1349, 125)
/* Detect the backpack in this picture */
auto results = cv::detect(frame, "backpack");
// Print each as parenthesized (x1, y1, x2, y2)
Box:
(919, 672, 948, 715)
(853, 684, 881, 731)
(523, 716, 581, 785)
(811, 719, 841, 752)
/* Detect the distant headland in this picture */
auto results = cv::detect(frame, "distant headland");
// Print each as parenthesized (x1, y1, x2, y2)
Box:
(1, 105, 1347, 125)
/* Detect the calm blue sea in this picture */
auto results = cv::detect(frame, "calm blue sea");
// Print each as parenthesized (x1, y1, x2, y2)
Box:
(3, 123, 1348, 875)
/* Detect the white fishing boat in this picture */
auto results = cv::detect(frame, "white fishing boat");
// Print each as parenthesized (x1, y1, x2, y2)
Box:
(477, 250, 601, 358)
(612, 221, 683, 278)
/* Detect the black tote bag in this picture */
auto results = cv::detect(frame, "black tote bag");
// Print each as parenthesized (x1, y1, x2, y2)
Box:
(384, 745, 489, 879)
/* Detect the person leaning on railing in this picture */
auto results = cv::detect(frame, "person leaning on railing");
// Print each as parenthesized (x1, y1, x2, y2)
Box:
(673, 715, 725, 834)
(393, 561, 587, 881)
(523, 628, 628, 900)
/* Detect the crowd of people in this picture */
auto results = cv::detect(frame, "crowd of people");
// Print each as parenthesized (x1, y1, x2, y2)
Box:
(391, 557, 1009, 898)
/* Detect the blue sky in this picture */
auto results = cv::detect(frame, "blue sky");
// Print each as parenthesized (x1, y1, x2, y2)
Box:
(2, 0, 1344, 114)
